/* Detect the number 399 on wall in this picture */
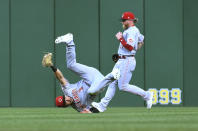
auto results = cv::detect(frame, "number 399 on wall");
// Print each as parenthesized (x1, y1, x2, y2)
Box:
(148, 88, 182, 105)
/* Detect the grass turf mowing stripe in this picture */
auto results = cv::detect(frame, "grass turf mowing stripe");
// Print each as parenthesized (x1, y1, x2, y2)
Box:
(0, 107, 197, 131)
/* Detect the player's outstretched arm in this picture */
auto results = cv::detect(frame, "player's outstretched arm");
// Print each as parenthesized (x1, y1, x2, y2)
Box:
(54, 69, 67, 86)
(42, 53, 67, 86)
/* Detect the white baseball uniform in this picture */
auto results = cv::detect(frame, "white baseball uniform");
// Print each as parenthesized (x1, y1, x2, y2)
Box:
(88, 26, 151, 110)
(61, 42, 115, 112)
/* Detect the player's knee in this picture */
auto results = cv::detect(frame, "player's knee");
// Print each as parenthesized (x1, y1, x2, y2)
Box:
(87, 88, 97, 95)
(87, 88, 94, 94)
(66, 61, 76, 69)
(66, 64, 72, 69)
(118, 83, 128, 91)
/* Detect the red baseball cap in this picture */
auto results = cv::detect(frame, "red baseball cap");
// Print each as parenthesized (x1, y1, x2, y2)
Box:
(55, 96, 65, 107)
(121, 12, 137, 22)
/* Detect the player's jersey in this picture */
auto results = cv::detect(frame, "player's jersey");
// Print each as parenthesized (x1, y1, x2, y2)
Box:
(61, 80, 91, 112)
(118, 26, 141, 56)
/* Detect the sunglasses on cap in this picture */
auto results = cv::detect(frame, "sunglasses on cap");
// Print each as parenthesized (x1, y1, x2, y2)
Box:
(121, 19, 127, 22)
(120, 18, 138, 23)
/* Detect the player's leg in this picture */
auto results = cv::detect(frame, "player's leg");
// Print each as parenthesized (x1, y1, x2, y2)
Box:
(117, 58, 147, 97)
(118, 71, 147, 97)
(120, 77, 153, 109)
(100, 82, 116, 109)
(87, 73, 113, 94)
(55, 33, 102, 85)
(87, 72, 116, 112)
(91, 81, 117, 112)
(117, 57, 153, 108)
(87, 68, 120, 94)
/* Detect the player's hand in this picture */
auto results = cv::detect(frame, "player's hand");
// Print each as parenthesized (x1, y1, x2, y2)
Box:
(116, 32, 123, 40)
(80, 109, 92, 114)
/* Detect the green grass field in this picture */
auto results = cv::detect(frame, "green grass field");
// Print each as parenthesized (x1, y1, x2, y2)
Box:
(0, 107, 198, 131)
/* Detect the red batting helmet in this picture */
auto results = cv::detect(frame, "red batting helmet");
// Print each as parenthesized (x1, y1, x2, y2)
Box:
(121, 12, 138, 22)
(55, 95, 66, 107)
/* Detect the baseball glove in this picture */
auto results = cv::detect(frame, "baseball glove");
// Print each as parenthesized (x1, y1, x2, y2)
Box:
(42, 53, 53, 67)
(112, 54, 119, 63)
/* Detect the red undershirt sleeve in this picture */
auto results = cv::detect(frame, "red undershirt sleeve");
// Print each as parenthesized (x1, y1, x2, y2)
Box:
(119, 37, 133, 51)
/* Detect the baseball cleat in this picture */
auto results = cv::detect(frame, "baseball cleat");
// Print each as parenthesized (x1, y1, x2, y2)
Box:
(55, 33, 73, 44)
(89, 107, 100, 113)
(91, 102, 106, 113)
(111, 68, 121, 80)
(146, 91, 154, 109)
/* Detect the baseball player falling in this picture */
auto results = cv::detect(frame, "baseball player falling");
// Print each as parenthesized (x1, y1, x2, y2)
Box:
(88, 11, 154, 112)
(42, 33, 120, 113)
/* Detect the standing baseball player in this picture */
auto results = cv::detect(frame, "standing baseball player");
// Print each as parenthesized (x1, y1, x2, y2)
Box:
(88, 12, 154, 112)
(42, 33, 120, 113)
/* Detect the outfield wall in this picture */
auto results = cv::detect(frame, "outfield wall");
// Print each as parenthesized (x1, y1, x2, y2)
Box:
(0, 0, 197, 107)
